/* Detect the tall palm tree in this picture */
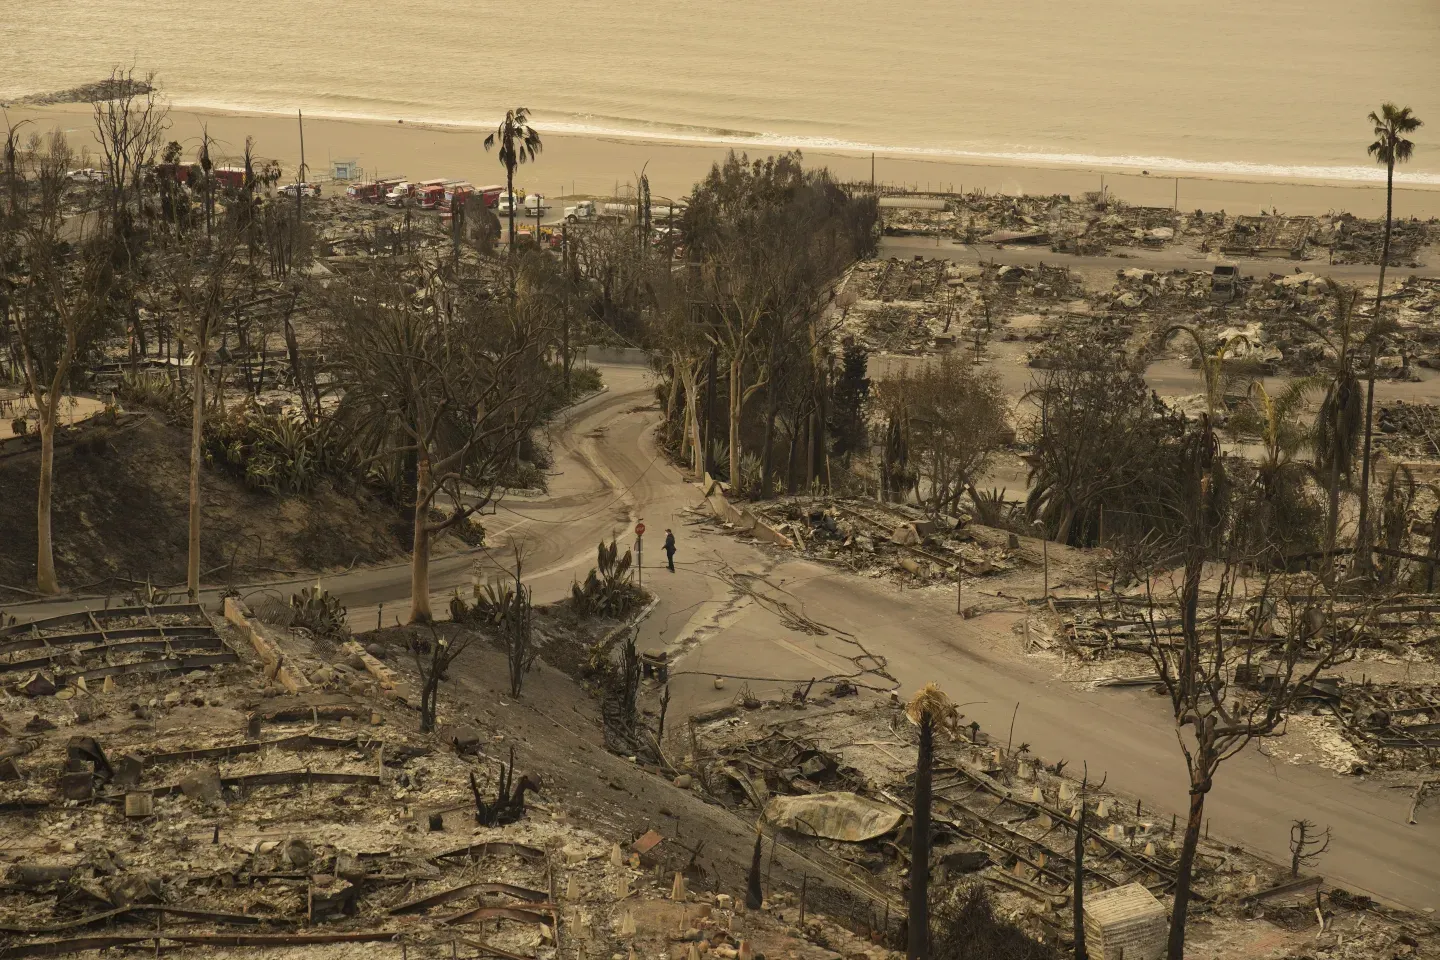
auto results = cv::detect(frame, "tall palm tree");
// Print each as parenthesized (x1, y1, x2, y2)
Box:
(484, 108, 542, 252)
(1355, 103, 1423, 573)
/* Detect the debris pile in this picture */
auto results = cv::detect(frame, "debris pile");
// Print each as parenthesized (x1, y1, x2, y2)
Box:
(719, 497, 1021, 585)
(2, 594, 920, 960)
(1374, 401, 1440, 459)
(681, 693, 1440, 957)
(1329, 215, 1434, 267)
(1221, 215, 1316, 259)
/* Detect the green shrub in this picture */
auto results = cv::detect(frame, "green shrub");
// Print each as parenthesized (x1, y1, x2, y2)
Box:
(116, 370, 189, 420)
(204, 403, 356, 495)
(569, 365, 603, 396)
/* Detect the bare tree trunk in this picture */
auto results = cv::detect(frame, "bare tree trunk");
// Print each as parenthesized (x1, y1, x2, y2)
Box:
(283, 311, 313, 424)
(187, 348, 205, 599)
(410, 456, 434, 623)
(1356, 160, 1396, 577)
(1327, 453, 1342, 562)
(1056, 502, 1077, 546)
(786, 428, 799, 495)
(761, 393, 778, 499)
(1073, 781, 1089, 960)
(907, 713, 933, 960)
(681, 363, 703, 478)
(506, 165, 516, 253)
(805, 414, 816, 491)
(729, 357, 742, 492)
(665, 363, 681, 441)
(704, 347, 718, 476)
(420, 675, 438, 733)
(1166, 779, 1210, 960)
(35, 414, 59, 594)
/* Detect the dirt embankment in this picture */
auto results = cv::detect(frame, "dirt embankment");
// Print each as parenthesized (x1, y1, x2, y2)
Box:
(0, 415, 412, 595)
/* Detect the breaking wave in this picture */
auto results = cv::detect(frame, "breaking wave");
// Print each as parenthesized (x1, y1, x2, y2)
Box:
(160, 96, 1440, 187)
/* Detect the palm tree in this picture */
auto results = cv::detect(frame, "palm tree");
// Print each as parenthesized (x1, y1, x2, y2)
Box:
(1355, 104, 1423, 573)
(903, 683, 961, 960)
(1238, 378, 1318, 482)
(1164, 324, 1250, 424)
(1229, 377, 1321, 560)
(484, 108, 543, 252)
(1293, 281, 1366, 560)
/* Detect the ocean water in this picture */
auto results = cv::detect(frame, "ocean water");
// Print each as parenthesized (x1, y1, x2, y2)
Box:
(3, 0, 1438, 184)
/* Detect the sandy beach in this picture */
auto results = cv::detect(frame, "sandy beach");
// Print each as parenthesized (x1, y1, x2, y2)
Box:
(10, 102, 1440, 220)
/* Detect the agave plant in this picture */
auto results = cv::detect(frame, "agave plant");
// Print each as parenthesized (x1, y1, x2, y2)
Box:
(970, 487, 1014, 527)
(570, 539, 644, 617)
(290, 584, 349, 642)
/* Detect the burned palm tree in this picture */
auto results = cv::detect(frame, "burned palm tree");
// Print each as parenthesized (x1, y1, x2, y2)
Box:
(484, 107, 543, 253)
(904, 683, 961, 960)
(1303, 282, 1367, 563)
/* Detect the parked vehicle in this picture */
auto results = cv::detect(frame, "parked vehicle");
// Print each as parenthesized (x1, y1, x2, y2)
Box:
(384, 181, 414, 206)
(478, 184, 505, 208)
(417, 184, 446, 209)
(345, 181, 383, 202)
(497, 192, 519, 216)
(441, 181, 474, 210)
(67, 168, 106, 183)
(524, 193, 548, 215)
(152, 163, 189, 184)
(1211, 263, 1240, 302)
(213, 166, 247, 190)
(279, 182, 322, 198)
(564, 200, 596, 222)
(373, 178, 404, 203)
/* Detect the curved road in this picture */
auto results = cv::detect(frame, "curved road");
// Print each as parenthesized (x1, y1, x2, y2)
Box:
(6, 361, 1440, 914)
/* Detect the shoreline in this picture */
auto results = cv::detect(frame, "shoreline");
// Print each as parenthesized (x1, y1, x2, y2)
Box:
(10, 101, 1440, 219)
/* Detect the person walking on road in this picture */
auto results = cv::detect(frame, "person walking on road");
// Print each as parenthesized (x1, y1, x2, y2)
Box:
(664, 529, 677, 572)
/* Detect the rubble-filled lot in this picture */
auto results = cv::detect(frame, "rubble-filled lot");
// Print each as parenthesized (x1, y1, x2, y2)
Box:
(1035, 587, 1440, 790)
(839, 251, 1440, 393)
(1, 596, 917, 960)
(707, 496, 1025, 592)
(676, 692, 1440, 960)
(877, 189, 1437, 268)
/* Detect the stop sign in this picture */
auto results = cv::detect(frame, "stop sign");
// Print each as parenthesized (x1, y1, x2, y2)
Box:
(635, 522, 646, 537)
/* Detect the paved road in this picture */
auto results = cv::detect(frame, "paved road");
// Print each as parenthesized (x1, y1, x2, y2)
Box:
(6, 361, 1440, 913)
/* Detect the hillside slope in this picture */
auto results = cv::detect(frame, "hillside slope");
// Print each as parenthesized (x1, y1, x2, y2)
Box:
(0, 415, 412, 596)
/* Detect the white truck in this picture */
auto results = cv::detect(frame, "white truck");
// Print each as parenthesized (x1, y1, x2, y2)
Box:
(383, 181, 413, 206)
(564, 200, 596, 222)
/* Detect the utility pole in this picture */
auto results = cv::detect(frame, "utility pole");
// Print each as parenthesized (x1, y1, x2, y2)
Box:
(296, 109, 306, 226)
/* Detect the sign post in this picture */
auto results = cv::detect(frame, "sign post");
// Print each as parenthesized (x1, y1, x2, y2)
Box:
(634, 521, 646, 588)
